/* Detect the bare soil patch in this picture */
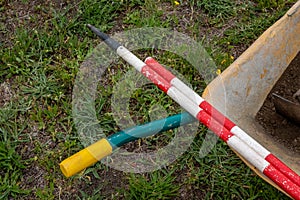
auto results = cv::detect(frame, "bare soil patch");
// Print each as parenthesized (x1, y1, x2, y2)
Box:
(256, 52, 300, 154)
(0, 81, 14, 107)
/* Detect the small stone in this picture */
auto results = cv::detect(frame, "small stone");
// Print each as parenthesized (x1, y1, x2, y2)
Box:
(293, 89, 300, 103)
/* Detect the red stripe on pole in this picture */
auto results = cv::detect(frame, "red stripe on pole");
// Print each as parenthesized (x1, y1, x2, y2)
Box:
(263, 165, 300, 200)
(197, 110, 234, 142)
(266, 154, 300, 187)
(141, 65, 171, 93)
(200, 101, 236, 130)
(145, 57, 176, 82)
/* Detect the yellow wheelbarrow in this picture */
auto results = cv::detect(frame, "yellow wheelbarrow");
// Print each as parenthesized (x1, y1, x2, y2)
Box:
(203, 1, 300, 198)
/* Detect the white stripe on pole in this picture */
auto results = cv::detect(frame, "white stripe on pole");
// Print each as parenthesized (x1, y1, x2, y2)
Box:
(227, 136, 270, 173)
(171, 78, 205, 106)
(167, 86, 202, 118)
(230, 126, 271, 158)
(116, 46, 145, 72)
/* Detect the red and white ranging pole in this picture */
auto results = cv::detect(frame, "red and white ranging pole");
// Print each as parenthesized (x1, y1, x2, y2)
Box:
(87, 24, 300, 199)
(145, 57, 300, 188)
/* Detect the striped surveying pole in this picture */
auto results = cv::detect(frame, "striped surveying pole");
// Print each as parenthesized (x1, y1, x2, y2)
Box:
(60, 112, 196, 177)
(86, 24, 300, 199)
(144, 57, 300, 187)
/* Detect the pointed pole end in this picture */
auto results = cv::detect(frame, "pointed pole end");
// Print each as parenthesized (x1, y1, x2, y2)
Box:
(86, 24, 121, 51)
(86, 24, 108, 41)
(86, 24, 93, 29)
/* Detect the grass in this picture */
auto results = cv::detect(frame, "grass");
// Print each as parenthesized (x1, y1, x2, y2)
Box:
(0, 104, 30, 199)
(124, 171, 180, 199)
(0, 0, 297, 199)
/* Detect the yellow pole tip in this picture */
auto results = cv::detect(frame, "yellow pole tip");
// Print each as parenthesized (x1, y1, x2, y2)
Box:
(60, 161, 72, 177)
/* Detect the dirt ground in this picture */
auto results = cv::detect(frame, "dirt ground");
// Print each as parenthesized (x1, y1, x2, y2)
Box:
(256, 52, 300, 154)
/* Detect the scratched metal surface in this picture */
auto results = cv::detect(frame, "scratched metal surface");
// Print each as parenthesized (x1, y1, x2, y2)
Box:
(203, 1, 300, 195)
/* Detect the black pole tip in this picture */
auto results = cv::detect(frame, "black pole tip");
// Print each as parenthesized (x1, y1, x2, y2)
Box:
(86, 24, 121, 51)
(86, 24, 93, 29)
(86, 24, 108, 41)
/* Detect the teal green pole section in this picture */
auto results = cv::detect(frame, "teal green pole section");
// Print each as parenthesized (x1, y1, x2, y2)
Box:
(107, 112, 196, 149)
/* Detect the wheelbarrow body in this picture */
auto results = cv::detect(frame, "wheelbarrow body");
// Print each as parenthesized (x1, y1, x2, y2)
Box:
(203, 1, 300, 195)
